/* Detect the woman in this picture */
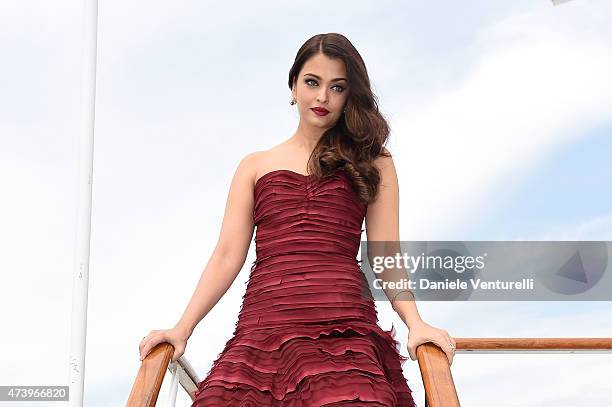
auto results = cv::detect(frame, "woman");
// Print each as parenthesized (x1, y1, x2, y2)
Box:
(139, 33, 455, 406)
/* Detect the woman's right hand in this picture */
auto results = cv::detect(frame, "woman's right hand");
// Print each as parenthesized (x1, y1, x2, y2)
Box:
(139, 327, 190, 363)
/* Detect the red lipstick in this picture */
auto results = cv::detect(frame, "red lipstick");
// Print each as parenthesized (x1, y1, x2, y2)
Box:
(311, 107, 330, 116)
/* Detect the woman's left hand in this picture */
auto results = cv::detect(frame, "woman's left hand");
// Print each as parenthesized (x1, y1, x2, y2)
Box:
(406, 319, 456, 366)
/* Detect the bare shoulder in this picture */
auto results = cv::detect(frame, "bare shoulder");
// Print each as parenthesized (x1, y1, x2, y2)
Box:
(365, 146, 400, 240)
(238, 147, 285, 187)
(250, 141, 305, 182)
(235, 150, 265, 186)
(371, 146, 398, 188)
(371, 146, 392, 168)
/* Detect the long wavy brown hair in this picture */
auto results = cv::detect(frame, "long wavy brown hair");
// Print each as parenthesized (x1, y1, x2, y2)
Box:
(288, 33, 392, 204)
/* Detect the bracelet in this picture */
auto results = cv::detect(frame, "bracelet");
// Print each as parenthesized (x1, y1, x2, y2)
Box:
(390, 289, 414, 308)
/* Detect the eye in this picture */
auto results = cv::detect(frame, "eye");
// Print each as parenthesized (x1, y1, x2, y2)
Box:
(305, 79, 346, 93)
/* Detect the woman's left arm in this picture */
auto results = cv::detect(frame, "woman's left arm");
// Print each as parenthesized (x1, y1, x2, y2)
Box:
(364, 149, 456, 365)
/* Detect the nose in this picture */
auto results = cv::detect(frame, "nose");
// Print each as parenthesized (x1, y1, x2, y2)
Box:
(316, 88, 328, 104)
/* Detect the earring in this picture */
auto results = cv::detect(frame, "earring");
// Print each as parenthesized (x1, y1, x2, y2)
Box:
(290, 98, 296, 105)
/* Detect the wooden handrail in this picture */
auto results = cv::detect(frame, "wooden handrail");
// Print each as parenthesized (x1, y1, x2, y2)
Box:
(126, 343, 174, 407)
(417, 337, 612, 407)
(126, 343, 201, 406)
(417, 342, 461, 407)
(455, 337, 612, 352)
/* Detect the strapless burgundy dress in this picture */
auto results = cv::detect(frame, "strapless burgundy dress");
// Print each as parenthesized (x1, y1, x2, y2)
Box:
(192, 168, 416, 406)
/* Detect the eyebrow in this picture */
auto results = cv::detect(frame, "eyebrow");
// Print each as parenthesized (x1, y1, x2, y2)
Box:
(303, 73, 347, 82)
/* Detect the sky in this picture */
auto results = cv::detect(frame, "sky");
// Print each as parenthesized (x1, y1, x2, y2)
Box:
(1, 0, 611, 406)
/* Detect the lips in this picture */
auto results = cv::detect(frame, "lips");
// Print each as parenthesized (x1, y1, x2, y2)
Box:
(311, 107, 330, 116)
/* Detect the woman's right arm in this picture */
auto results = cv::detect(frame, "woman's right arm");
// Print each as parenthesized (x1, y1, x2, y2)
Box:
(139, 152, 258, 361)
(174, 153, 257, 336)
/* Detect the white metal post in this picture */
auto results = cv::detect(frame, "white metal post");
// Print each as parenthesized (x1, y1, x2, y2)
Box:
(166, 363, 179, 407)
(68, 0, 98, 406)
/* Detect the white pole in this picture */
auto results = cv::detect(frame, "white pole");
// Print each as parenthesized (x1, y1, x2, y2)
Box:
(69, 0, 98, 405)
(166, 363, 179, 407)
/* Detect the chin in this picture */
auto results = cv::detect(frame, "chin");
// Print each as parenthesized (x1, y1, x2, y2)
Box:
(306, 117, 328, 126)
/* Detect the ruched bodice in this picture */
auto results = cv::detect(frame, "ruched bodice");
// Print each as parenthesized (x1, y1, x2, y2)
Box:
(192, 168, 416, 407)
(253, 169, 367, 261)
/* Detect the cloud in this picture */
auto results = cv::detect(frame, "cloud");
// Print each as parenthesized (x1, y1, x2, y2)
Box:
(392, 3, 612, 238)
